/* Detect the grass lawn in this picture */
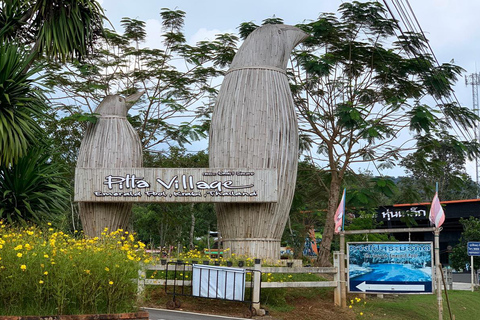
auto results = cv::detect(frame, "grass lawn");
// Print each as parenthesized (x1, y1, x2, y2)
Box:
(360, 290, 480, 320)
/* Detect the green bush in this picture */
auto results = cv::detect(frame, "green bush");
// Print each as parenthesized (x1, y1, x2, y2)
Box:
(0, 223, 151, 315)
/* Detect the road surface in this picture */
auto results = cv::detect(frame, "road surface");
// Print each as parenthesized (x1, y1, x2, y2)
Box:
(142, 307, 248, 320)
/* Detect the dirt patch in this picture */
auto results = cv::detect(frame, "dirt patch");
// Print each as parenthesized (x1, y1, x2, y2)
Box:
(143, 288, 356, 320)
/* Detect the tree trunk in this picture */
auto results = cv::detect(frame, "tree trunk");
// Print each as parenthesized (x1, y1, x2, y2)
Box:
(317, 175, 341, 267)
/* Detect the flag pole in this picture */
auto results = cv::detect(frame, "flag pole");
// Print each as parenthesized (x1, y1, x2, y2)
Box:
(341, 188, 346, 232)
(434, 181, 443, 320)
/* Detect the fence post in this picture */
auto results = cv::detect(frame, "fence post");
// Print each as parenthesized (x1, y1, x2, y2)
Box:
(333, 251, 341, 307)
(252, 258, 262, 311)
(137, 266, 146, 303)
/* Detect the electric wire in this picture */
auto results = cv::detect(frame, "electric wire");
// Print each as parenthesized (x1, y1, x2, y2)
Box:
(382, 0, 475, 142)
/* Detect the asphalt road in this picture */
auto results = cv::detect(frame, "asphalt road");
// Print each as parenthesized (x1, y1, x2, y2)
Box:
(142, 307, 247, 320)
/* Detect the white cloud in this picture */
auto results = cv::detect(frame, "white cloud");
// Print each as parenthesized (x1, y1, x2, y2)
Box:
(189, 28, 236, 45)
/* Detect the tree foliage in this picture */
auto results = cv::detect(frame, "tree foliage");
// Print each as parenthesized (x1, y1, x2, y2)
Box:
(0, 147, 69, 225)
(0, 0, 105, 62)
(450, 217, 480, 271)
(240, 2, 479, 266)
(45, 9, 238, 154)
(397, 132, 479, 201)
(0, 0, 105, 225)
(0, 44, 47, 166)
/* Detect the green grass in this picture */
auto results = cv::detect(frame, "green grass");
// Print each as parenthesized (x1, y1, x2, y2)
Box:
(352, 290, 480, 320)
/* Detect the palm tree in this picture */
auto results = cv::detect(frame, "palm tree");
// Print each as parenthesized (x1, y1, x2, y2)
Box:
(1, 0, 106, 62)
(0, 0, 105, 165)
(0, 0, 105, 223)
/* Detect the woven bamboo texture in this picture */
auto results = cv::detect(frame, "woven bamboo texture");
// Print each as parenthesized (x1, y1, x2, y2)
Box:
(77, 95, 143, 237)
(209, 25, 308, 260)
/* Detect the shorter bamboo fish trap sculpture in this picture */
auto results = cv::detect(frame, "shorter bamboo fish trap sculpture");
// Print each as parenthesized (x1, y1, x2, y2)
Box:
(77, 94, 143, 237)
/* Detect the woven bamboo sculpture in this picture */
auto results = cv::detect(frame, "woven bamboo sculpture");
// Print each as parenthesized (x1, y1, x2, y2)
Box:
(209, 25, 308, 260)
(77, 94, 143, 237)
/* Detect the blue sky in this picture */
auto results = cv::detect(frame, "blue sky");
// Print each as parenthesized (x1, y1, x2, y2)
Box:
(97, 0, 480, 178)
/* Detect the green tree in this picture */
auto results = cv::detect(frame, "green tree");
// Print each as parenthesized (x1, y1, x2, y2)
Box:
(239, 2, 478, 266)
(0, 0, 105, 63)
(0, 148, 69, 225)
(44, 9, 238, 154)
(0, 0, 105, 224)
(0, 44, 47, 166)
(450, 217, 480, 271)
(398, 132, 479, 201)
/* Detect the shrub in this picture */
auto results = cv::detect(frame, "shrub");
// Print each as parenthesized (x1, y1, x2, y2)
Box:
(0, 222, 151, 315)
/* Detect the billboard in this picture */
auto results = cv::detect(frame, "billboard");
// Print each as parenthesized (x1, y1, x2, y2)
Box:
(347, 242, 433, 294)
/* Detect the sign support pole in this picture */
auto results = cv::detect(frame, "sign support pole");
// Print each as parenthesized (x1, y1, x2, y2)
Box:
(471, 255, 475, 292)
(435, 228, 443, 320)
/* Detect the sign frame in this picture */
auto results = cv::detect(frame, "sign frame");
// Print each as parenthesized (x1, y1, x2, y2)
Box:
(467, 241, 480, 256)
(347, 241, 434, 294)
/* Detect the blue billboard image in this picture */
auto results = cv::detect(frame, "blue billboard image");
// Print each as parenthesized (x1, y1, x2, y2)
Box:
(347, 242, 433, 294)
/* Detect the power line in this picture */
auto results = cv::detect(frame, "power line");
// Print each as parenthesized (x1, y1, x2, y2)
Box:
(382, 0, 475, 143)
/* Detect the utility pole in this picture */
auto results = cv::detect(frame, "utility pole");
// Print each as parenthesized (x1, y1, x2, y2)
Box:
(465, 73, 480, 195)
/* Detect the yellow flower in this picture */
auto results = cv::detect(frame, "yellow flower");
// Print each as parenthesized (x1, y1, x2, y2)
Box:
(17, 253, 22, 258)
(14, 245, 23, 250)
(44, 271, 48, 275)
(39, 280, 44, 284)
(105, 267, 110, 272)
(109, 281, 114, 285)
(47, 222, 52, 226)
(84, 269, 91, 274)
(349, 305, 352, 309)
(44, 254, 49, 258)
(360, 312, 364, 316)
(20, 264, 26, 271)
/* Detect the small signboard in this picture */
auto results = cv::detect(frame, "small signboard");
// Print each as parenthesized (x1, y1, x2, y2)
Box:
(467, 242, 480, 256)
(347, 242, 433, 294)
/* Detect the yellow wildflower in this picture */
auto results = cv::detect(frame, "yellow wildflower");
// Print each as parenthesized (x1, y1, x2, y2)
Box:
(109, 281, 114, 285)
(17, 253, 22, 258)
(39, 280, 44, 284)
(20, 264, 26, 271)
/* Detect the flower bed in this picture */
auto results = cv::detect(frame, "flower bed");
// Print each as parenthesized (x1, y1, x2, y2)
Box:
(0, 222, 151, 316)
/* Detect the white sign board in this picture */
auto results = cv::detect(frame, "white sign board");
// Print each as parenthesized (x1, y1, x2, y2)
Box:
(75, 168, 277, 203)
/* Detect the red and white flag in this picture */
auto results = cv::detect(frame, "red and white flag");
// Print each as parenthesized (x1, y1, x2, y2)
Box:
(429, 192, 445, 228)
(334, 189, 346, 234)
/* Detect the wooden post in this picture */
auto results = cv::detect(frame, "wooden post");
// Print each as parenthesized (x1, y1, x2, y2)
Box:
(340, 232, 347, 308)
(435, 229, 443, 320)
(333, 251, 341, 307)
(252, 259, 262, 311)
(137, 267, 146, 303)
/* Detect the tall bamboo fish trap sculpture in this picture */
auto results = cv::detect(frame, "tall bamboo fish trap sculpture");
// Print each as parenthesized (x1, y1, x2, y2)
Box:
(77, 94, 143, 237)
(209, 25, 308, 260)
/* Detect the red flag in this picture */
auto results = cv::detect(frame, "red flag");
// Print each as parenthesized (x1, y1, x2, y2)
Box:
(334, 189, 346, 234)
(429, 192, 445, 228)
